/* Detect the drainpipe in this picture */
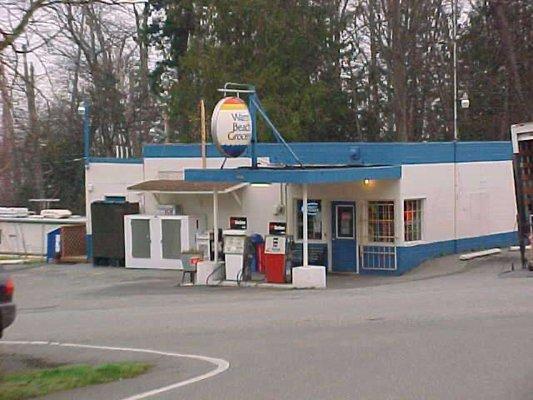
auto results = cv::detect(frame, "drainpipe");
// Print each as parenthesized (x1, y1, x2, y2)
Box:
(452, 0, 459, 254)
(453, 141, 458, 254)
(82, 99, 91, 164)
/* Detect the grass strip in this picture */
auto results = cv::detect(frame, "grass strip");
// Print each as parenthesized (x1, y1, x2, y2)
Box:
(0, 362, 151, 400)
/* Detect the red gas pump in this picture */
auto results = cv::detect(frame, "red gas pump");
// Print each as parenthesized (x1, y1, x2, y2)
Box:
(264, 222, 288, 283)
(264, 235, 286, 283)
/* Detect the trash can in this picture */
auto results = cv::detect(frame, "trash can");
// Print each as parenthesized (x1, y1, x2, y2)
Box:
(250, 234, 264, 273)
(46, 228, 61, 263)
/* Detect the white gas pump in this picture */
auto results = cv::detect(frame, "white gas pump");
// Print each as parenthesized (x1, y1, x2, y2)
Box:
(223, 229, 249, 281)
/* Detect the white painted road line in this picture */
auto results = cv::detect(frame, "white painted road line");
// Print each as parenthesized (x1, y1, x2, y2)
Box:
(0, 340, 230, 400)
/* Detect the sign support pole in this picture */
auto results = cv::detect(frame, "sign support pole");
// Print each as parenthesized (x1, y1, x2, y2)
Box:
(200, 99, 207, 169)
(250, 97, 303, 167)
(248, 93, 258, 169)
(213, 190, 219, 263)
(302, 183, 309, 267)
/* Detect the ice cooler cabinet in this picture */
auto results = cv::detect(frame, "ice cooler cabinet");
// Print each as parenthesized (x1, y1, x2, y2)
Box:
(125, 215, 206, 269)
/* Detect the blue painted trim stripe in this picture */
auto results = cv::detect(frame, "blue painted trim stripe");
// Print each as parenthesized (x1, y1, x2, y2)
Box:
(143, 141, 512, 165)
(86, 234, 93, 261)
(184, 165, 401, 184)
(362, 231, 518, 276)
(455, 142, 512, 163)
(88, 157, 143, 164)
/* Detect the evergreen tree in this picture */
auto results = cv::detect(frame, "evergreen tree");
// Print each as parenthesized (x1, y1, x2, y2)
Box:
(147, 0, 355, 142)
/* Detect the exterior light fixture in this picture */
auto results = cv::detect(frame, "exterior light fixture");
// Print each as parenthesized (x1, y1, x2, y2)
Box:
(251, 183, 271, 188)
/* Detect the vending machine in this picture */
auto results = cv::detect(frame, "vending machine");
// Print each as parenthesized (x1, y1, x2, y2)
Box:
(223, 229, 251, 281)
(264, 222, 288, 283)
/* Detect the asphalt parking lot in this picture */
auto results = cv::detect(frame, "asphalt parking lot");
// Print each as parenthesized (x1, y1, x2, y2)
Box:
(1, 252, 533, 399)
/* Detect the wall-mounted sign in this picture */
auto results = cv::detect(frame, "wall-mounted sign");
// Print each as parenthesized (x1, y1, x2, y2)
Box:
(301, 201, 320, 216)
(211, 97, 252, 158)
(269, 222, 287, 235)
(230, 216, 247, 230)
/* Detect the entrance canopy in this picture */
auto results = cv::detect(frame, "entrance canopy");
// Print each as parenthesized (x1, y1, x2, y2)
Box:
(181, 164, 400, 269)
(183, 164, 401, 184)
(127, 180, 247, 264)
(127, 180, 247, 194)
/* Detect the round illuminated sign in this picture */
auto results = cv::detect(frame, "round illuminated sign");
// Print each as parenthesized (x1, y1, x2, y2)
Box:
(211, 97, 252, 158)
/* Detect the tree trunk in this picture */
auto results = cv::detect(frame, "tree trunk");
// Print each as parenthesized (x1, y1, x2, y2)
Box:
(23, 52, 44, 199)
(0, 58, 16, 204)
(491, 0, 532, 120)
(368, 0, 381, 138)
(388, 0, 408, 141)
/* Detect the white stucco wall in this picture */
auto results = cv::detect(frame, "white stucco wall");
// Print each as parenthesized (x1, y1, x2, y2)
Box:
(151, 184, 285, 237)
(143, 157, 255, 181)
(86, 157, 277, 238)
(85, 162, 144, 234)
(399, 164, 455, 245)
(85, 156, 516, 270)
(0, 218, 85, 255)
(400, 161, 516, 245)
(141, 157, 276, 235)
(455, 161, 516, 239)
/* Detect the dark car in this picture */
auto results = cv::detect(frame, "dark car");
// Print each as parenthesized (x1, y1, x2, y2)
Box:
(0, 272, 15, 338)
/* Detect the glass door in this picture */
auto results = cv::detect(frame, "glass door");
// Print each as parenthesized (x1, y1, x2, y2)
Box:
(331, 202, 357, 272)
(161, 219, 181, 259)
(131, 219, 151, 258)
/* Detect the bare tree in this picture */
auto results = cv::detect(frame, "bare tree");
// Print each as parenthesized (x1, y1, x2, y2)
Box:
(0, 1, 125, 53)
(0, 57, 17, 204)
(490, 0, 532, 120)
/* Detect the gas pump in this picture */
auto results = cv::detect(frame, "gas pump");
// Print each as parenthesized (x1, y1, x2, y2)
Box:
(196, 231, 212, 261)
(222, 229, 252, 281)
(264, 222, 289, 283)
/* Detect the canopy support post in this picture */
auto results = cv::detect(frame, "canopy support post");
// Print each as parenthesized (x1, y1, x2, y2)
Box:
(302, 183, 309, 267)
(213, 190, 219, 263)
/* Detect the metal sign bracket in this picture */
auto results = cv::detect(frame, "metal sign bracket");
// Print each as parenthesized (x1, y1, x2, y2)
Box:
(217, 82, 303, 168)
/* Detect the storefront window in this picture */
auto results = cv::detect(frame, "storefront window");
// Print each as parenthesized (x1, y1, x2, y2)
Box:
(296, 199, 322, 240)
(368, 201, 395, 243)
(404, 199, 423, 241)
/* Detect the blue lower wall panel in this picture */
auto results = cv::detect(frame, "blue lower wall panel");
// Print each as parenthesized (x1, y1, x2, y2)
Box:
(86, 234, 93, 261)
(454, 231, 518, 253)
(396, 231, 518, 275)
(291, 243, 328, 268)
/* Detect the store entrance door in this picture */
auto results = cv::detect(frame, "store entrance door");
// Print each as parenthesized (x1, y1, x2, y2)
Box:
(331, 201, 357, 272)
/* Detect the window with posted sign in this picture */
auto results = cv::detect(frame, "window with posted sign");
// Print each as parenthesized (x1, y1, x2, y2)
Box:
(296, 199, 322, 240)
